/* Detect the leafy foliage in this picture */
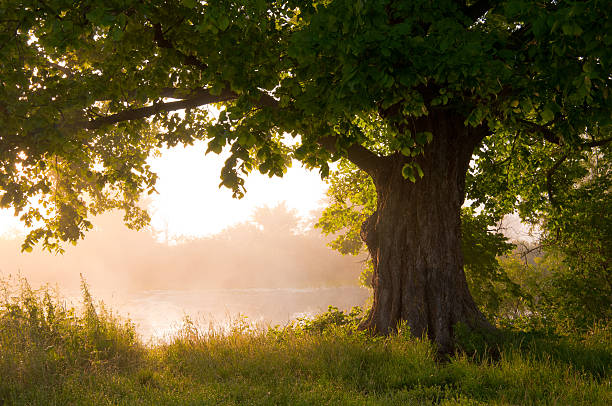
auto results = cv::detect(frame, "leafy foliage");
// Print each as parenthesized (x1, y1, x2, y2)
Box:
(468, 126, 611, 330)
(1, 0, 609, 254)
(294, 305, 364, 334)
(538, 145, 612, 330)
(316, 159, 376, 257)
(461, 207, 523, 319)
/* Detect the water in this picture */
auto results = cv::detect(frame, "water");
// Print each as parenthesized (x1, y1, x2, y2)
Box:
(101, 286, 370, 341)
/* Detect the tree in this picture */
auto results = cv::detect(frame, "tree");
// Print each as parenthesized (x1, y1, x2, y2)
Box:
(1, 0, 610, 352)
(316, 160, 523, 319)
(532, 142, 611, 331)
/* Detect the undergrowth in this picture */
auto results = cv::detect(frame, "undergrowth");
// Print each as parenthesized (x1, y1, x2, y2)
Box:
(1, 277, 610, 405)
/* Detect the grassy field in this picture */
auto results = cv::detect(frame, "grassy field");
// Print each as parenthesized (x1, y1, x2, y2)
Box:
(1, 278, 610, 405)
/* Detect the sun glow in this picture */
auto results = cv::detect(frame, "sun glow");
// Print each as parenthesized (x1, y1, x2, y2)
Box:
(0, 141, 328, 243)
(146, 141, 328, 242)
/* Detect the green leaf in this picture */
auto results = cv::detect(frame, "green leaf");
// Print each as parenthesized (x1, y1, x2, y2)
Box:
(401, 164, 416, 183)
(541, 107, 555, 123)
(217, 15, 230, 31)
(415, 132, 432, 145)
(110, 26, 124, 41)
(562, 23, 582, 36)
(414, 162, 424, 179)
(206, 141, 223, 154)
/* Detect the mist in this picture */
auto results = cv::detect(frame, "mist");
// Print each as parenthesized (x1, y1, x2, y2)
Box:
(0, 203, 368, 338)
(0, 203, 363, 291)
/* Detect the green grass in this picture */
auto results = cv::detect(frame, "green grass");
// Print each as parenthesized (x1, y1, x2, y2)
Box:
(1, 277, 610, 405)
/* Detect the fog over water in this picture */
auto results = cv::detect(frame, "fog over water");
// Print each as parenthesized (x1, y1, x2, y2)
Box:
(0, 205, 369, 339)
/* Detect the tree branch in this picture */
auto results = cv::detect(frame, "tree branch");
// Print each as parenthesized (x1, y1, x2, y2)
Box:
(318, 136, 383, 176)
(582, 137, 612, 149)
(45, 61, 74, 78)
(519, 119, 562, 145)
(64, 89, 238, 132)
(157, 87, 279, 107)
(59, 87, 281, 132)
(520, 119, 612, 149)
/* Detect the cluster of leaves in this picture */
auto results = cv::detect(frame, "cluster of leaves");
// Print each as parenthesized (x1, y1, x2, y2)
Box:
(461, 207, 523, 319)
(465, 112, 611, 331)
(293, 305, 364, 334)
(495, 142, 611, 332)
(0, 0, 296, 251)
(539, 145, 611, 330)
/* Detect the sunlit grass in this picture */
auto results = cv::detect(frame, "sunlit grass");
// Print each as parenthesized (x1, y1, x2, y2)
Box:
(1, 276, 610, 405)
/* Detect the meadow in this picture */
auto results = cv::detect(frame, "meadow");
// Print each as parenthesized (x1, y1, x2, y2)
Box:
(1, 277, 610, 406)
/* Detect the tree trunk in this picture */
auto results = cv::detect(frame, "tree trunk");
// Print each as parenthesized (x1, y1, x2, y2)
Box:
(359, 112, 491, 354)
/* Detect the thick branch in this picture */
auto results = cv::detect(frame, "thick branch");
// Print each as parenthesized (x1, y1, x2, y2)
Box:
(520, 119, 612, 149)
(157, 87, 279, 108)
(318, 136, 383, 176)
(45, 61, 74, 78)
(65, 89, 237, 132)
(61, 87, 280, 132)
(519, 119, 561, 144)
(582, 137, 612, 149)
(470, 122, 492, 145)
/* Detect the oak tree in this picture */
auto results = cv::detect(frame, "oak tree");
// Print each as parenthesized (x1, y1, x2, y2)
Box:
(1, 0, 610, 351)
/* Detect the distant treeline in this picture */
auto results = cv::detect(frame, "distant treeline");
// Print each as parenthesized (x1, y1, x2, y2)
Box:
(0, 204, 363, 292)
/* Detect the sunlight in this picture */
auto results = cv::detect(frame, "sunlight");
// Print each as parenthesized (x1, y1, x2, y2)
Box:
(0, 209, 25, 240)
(0, 142, 328, 243)
(146, 141, 328, 242)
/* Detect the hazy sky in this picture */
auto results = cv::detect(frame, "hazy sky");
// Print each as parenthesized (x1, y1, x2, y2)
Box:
(0, 141, 328, 241)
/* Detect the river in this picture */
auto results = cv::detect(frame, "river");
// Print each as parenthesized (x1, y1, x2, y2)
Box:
(95, 286, 370, 342)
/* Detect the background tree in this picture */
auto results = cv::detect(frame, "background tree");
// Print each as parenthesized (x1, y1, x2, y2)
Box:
(1, 0, 610, 352)
(497, 143, 611, 332)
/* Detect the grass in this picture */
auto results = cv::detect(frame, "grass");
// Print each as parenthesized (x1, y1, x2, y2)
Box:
(1, 276, 610, 405)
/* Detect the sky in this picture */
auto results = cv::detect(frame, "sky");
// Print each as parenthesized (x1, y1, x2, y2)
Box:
(146, 141, 328, 242)
(0, 140, 329, 242)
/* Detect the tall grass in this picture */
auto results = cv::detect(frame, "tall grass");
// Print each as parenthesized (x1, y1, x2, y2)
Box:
(0, 277, 610, 405)
(0, 275, 142, 402)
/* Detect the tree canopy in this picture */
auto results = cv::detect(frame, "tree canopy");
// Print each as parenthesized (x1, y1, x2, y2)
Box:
(1, 0, 609, 252)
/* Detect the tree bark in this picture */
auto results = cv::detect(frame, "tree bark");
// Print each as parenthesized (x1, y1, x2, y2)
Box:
(359, 111, 491, 354)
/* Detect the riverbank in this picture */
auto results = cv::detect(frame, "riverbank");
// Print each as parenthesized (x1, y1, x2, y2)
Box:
(1, 280, 610, 405)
